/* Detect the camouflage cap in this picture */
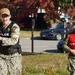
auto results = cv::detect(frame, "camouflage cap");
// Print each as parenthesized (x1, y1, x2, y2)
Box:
(0, 8, 10, 16)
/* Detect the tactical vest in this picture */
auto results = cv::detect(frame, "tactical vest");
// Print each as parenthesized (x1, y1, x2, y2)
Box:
(0, 21, 14, 37)
(69, 32, 75, 56)
(0, 21, 21, 55)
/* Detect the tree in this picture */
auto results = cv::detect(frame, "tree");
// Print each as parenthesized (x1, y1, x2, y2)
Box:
(0, 0, 74, 29)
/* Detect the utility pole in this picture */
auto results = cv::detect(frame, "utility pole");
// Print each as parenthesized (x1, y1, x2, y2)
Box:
(31, 13, 35, 53)
(64, 20, 66, 38)
(71, 0, 73, 6)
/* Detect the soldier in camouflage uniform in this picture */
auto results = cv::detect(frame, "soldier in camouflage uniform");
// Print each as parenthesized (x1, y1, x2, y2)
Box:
(0, 8, 22, 75)
(63, 22, 75, 75)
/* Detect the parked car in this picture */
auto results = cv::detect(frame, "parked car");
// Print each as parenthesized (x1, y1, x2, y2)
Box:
(57, 39, 68, 53)
(40, 23, 71, 40)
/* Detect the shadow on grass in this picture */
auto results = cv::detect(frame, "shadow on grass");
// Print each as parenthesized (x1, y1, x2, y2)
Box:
(31, 36, 57, 41)
(45, 49, 59, 53)
(31, 36, 41, 40)
(22, 49, 61, 56)
(22, 52, 43, 56)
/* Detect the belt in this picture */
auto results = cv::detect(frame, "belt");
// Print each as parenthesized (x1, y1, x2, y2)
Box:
(0, 49, 18, 55)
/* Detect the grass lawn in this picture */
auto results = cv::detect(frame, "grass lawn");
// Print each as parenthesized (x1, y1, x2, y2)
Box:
(20, 30, 41, 39)
(20, 30, 70, 75)
(22, 52, 70, 75)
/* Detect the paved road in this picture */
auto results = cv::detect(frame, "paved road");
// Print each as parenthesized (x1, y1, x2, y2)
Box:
(20, 38, 59, 53)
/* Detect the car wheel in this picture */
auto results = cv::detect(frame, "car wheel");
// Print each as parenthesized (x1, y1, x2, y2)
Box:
(56, 34, 62, 40)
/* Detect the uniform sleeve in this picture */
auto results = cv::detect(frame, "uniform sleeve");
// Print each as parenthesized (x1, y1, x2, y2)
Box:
(2, 23, 20, 46)
(63, 34, 71, 52)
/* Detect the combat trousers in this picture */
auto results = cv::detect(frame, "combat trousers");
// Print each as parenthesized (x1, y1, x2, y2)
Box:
(0, 53, 22, 75)
(68, 57, 75, 75)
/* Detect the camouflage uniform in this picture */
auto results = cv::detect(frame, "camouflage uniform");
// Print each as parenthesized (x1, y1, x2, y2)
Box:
(63, 27, 75, 75)
(0, 23, 22, 75)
